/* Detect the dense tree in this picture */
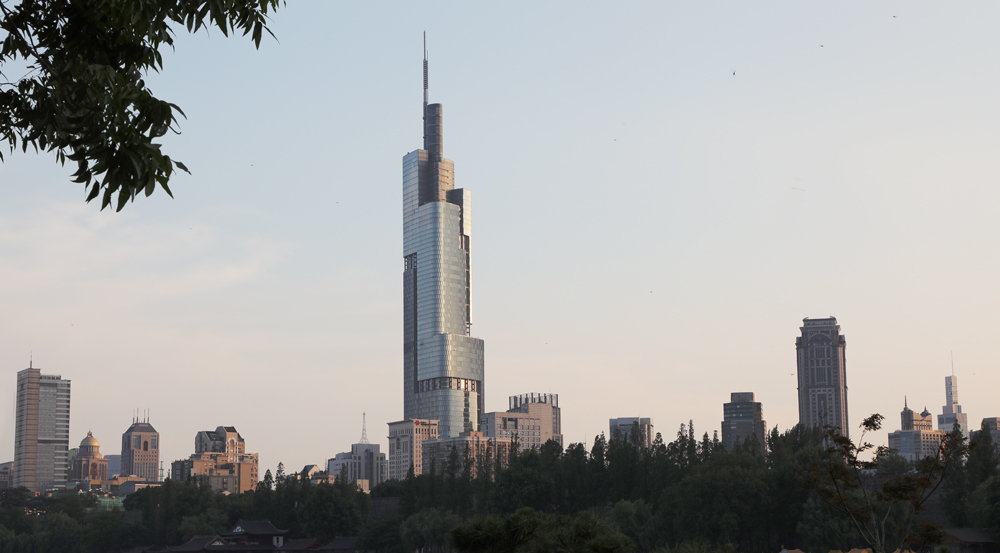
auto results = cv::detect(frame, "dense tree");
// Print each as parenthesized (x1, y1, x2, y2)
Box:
(1, 0, 283, 211)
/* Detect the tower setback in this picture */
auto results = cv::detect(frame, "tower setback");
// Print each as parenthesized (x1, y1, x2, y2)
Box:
(795, 317, 849, 437)
(401, 41, 484, 438)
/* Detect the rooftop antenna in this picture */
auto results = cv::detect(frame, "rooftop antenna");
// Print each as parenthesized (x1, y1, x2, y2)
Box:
(360, 412, 370, 444)
(904, 395, 908, 409)
(423, 31, 428, 107)
(951, 350, 955, 376)
(29, 352, 32, 369)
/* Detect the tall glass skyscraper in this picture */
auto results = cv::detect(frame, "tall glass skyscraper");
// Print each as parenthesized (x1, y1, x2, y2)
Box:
(14, 364, 71, 492)
(401, 43, 484, 438)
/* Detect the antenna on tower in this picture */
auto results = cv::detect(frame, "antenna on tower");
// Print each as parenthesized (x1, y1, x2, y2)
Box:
(360, 412, 370, 444)
(951, 350, 955, 375)
(423, 31, 428, 107)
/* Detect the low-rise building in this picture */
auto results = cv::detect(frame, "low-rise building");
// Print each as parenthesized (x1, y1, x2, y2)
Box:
(387, 419, 438, 480)
(69, 431, 109, 483)
(0, 462, 12, 489)
(509, 393, 563, 447)
(421, 431, 512, 478)
(480, 402, 555, 453)
(171, 426, 258, 494)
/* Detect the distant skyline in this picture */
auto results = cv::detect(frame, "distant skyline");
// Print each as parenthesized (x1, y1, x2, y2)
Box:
(2, 2, 999, 474)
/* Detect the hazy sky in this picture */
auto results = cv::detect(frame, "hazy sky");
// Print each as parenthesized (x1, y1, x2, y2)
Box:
(2, 2, 999, 475)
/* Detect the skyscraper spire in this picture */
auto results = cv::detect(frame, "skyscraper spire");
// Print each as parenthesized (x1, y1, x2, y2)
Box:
(423, 31, 428, 107)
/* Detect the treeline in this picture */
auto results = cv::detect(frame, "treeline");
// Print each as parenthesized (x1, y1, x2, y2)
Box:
(364, 423, 833, 552)
(1, 422, 999, 553)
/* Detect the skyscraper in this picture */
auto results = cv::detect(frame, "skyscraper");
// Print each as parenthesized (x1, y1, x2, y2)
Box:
(402, 39, 484, 438)
(13, 365, 71, 492)
(722, 392, 766, 453)
(121, 417, 160, 481)
(609, 417, 655, 449)
(937, 375, 969, 438)
(796, 317, 849, 437)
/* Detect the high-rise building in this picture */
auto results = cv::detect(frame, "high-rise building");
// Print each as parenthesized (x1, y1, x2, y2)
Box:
(509, 393, 563, 447)
(105, 455, 122, 477)
(888, 399, 946, 462)
(328, 416, 388, 489)
(121, 417, 160, 481)
(937, 375, 969, 438)
(387, 419, 438, 480)
(13, 365, 71, 492)
(171, 426, 258, 494)
(402, 42, 485, 439)
(795, 317, 849, 437)
(609, 417, 654, 449)
(980, 418, 1000, 452)
(722, 392, 767, 453)
(69, 431, 108, 483)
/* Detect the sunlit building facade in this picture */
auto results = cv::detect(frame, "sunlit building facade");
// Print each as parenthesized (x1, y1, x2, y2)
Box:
(402, 47, 484, 438)
(796, 317, 849, 437)
(14, 366, 71, 492)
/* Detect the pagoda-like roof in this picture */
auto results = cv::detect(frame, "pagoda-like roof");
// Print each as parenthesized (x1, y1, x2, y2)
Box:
(219, 520, 289, 537)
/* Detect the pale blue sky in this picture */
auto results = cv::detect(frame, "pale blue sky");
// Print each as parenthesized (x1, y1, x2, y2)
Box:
(2, 2, 999, 473)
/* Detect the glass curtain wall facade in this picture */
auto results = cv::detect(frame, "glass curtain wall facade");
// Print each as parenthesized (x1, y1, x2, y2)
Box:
(402, 48, 484, 438)
(796, 317, 849, 438)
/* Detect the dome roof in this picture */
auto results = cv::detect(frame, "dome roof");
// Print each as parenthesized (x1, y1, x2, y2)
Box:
(81, 431, 99, 448)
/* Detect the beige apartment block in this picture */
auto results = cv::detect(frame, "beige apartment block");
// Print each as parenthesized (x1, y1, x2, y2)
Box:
(387, 419, 438, 480)
(421, 431, 512, 479)
(172, 426, 258, 494)
(481, 402, 557, 454)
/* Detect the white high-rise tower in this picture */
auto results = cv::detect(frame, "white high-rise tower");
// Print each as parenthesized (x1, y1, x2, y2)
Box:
(401, 38, 484, 438)
(938, 375, 969, 438)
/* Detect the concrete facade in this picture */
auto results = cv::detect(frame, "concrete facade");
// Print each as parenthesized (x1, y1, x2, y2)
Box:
(172, 426, 258, 494)
(508, 393, 562, 447)
(14, 366, 71, 492)
(121, 419, 159, 482)
(328, 443, 388, 488)
(480, 403, 557, 453)
(888, 401, 947, 462)
(796, 317, 849, 437)
(421, 431, 512, 479)
(609, 417, 655, 449)
(938, 375, 969, 438)
(722, 392, 767, 453)
(387, 419, 438, 480)
(69, 431, 108, 482)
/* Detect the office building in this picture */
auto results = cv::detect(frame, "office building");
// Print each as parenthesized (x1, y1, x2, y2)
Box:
(105, 455, 121, 477)
(421, 431, 512, 479)
(980, 418, 1000, 452)
(722, 392, 767, 453)
(69, 431, 109, 483)
(121, 417, 160, 481)
(13, 365, 71, 491)
(402, 43, 485, 439)
(796, 317, 849, 437)
(609, 417, 654, 448)
(387, 419, 438, 480)
(481, 402, 558, 454)
(328, 417, 388, 489)
(172, 426, 259, 494)
(888, 399, 947, 462)
(0, 462, 11, 489)
(938, 375, 969, 438)
(509, 393, 562, 447)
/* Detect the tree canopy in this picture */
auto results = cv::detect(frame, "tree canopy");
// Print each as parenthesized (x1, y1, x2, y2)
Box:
(0, 0, 282, 211)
